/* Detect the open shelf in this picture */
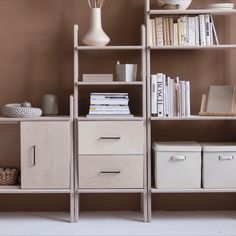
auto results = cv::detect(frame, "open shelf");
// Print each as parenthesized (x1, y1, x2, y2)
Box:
(76, 81, 144, 86)
(78, 188, 145, 193)
(149, 9, 236, 15)
(150, 116, 236, 121)
(149, 45, 236, 50)
(152, 188, 236, 193)
(76, 46, 145, 51)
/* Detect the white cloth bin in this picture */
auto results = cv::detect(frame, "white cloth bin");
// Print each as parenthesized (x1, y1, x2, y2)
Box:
(203, 143, 236, 189)
(153, 142, 201, 189)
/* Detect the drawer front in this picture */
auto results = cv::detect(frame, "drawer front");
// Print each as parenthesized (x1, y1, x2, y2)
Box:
(155, 151, 201, 189)
(203, 152, 236, 188)
(79, 155, 143, 189)
(78, 121, 143, 155)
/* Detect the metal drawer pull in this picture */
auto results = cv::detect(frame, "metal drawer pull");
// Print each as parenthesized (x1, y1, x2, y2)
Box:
(219, 155, 234, 161)
(99, 137, 121, 140)
(100, 171, 121, 174)
(171, 155, 186, 161)
(32, 145, 36, 166)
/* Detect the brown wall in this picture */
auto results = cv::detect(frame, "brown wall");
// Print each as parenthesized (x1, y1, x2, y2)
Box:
(0, 0, 236, 211)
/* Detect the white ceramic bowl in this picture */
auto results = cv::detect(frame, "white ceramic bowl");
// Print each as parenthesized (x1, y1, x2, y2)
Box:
(2, 103, 42, 118)
(157, 0, 192, 9)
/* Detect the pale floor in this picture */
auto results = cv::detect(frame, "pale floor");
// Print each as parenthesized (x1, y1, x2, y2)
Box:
(0, 211, 236, 236)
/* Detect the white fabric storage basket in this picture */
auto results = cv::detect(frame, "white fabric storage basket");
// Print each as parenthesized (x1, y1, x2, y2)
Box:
(203, 143, 236, 189)
(153, 142, 201, 189)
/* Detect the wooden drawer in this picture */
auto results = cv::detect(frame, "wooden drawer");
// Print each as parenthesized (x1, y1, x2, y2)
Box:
(78, 121, 143, 155)
(78, 155, 143, 189)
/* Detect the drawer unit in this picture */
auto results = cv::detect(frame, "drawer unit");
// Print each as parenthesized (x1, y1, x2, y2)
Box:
(78, 121, 143, 155)
(153, 142, 201, 189)
(78, 155, 143, 188)
(203, 143, 236, 189)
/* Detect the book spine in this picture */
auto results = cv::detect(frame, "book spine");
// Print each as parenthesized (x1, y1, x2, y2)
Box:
(173, 23, 178, 46)
(175, 77, 181, 117)
(169, 78, 174, 117)
(180, 81, 186, 117)
(152, 19, 156, 46)
(163, 74, 167, 116)
(185, 81, 191, 117)
(166, 18, 170, 46)
(195, 16, 200, 46)
(169, 17, 174, 46)
(205, 14, 211, 46)
(178, 17, 183, 46)
(199, 14, 206, 46)
(155, 17, 164, 46)
(157, 73, 164, 117)
(183, 16, 189, 45)
(188, 17, 195, 46)
(151, 74, 158, 116)
(148, 19, 153, 46)
(210, 14, 219, 45)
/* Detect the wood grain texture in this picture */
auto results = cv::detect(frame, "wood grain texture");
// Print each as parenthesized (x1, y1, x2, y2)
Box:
(78, 121, 144, 155)
(78, 155, 143, 189)
(21, 121, 70, 189)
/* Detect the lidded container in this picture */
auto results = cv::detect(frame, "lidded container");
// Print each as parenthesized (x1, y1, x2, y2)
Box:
(203, 143, 236, 189)
(153, 142, 201, 189)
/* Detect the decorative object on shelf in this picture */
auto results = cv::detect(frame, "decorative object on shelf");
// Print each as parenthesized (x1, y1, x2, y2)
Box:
(116, 61, 137, 82)
(82, 0, 110, 46)
(156, 0, 192, 10)
(82, 74, 113, 82)
(41, 94, 58, 116)
(2, 104, 42, 118)
(199, 85, 236, 116)
(0, 168, 19, 185)
(21, 101, 32, 108)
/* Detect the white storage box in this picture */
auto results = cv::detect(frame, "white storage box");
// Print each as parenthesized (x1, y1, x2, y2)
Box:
(203, 143, 236, 189)
(153, 142, 201, 189)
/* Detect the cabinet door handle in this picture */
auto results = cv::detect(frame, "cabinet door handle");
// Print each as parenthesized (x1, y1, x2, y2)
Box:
(32, 145, 36, 166)
(99, 137, 121, 140)
(219, 155, 234, 161)
(100, 171, 121, 174)
(171, 155, 186, 161)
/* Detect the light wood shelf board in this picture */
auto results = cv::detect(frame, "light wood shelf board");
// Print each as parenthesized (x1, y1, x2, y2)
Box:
(76, 81, 144, 86)
(76, 46, 145, 50)
(150, 115, 236, 121)
(78, 189, 145, 193)
(152, 188, 236, 193)
(149, 9, 236, 15)
(0, 116, 71, 123)
(149, 45, 236, 50)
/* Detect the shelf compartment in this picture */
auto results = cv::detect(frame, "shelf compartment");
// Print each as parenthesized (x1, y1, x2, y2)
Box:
(76, 46, 145, 51)
(152, 188, 236, 193)
(149, 9, 236, 16)
(76, 81, 144, 86)
(150, 116, 236, 121)
(149, 45, 236, 50)
(78, 188, 145, 193)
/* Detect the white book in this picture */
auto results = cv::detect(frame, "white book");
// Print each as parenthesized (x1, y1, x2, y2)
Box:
(205, 14, 211, 46)
(151, 74, 158, 116)
(164, 76, 169, 117)
(90, 106, 129, 111)
(210, 22, 213, 45)
(155, 17, 164, 46)
(152, 19, 156, 46)
(195, 16, 200, 46)
(210, 15, 219, 45)
(173, 23, 178, 46)
(89, 110, 130, 115)
(199, 14, 206, 46)
(185, 81, 191, 117)
(175, 77, 181, 117)
(163, 74, 167, 116)
(188, 17, 196, 46)
(169, 78, 175, 117)
(182, 16, 189, 45)
(157, 73, 164, 117)
(167, 77, 172, 117)
(178, 17, 184, 46)
(148, 19, 153, 46)
(91, 93, 128, 99)
(90, 99, 129, 105)
(180, 81, 186, 117)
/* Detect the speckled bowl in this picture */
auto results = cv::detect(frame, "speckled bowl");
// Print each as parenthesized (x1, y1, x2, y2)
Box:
(2, 103, 42, 118)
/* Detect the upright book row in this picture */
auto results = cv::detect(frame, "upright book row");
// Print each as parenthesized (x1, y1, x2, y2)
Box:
(149, 14, 218, 47)
(151, 73, 191, 118)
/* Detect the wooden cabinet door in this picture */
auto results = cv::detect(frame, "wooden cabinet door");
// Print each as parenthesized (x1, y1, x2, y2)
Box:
(21, 121, 70, 189)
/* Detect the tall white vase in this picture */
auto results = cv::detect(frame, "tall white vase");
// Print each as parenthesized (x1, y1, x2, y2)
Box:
(82, 8, 110, 46)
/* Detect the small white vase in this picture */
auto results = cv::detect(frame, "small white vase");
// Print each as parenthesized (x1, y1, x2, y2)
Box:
(82, 8, 110, 46)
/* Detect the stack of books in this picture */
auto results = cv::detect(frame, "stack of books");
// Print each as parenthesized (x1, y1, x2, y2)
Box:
(88, 93, 132, 116)
(149, 14, 218, 46)
(151, 73, 191, 118)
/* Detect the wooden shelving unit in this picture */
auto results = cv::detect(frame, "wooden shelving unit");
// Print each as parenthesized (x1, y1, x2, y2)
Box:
(145, 0, 236, 222)
(73, 23, 147, 222)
